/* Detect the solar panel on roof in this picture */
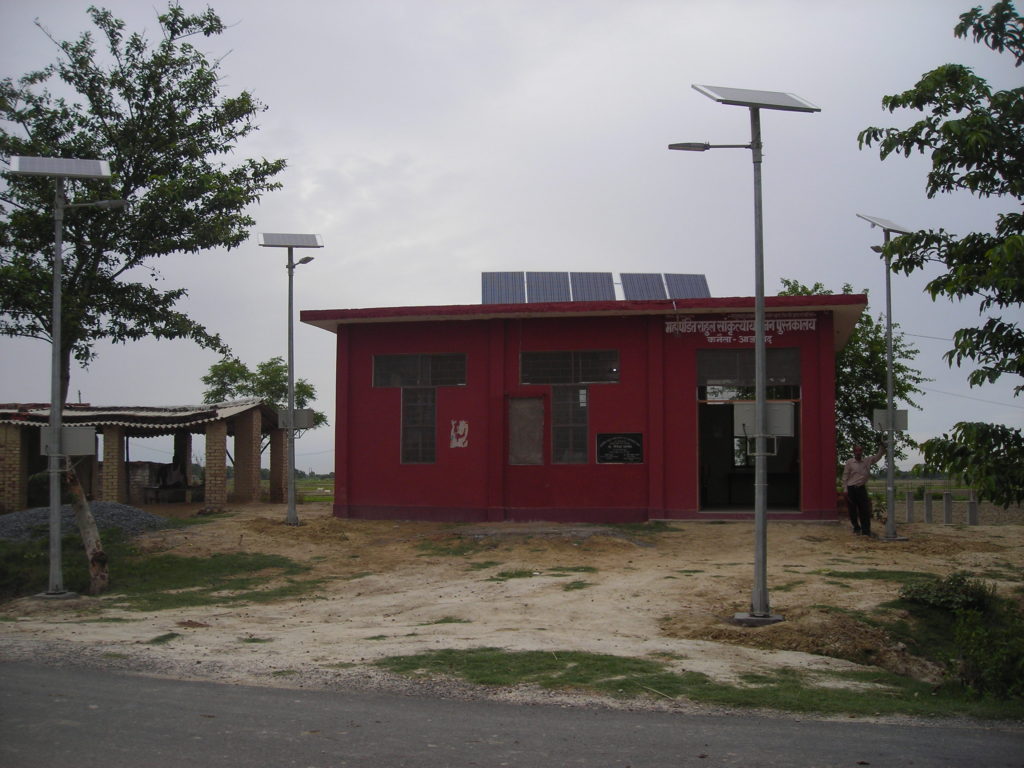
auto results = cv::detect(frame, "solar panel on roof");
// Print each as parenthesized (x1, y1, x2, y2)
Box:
(258, 233, 323, 248)
(665, 273, 711, 299)
(621, 273, 667, 300)
(482, 272, 526, 304)
(570, 272, 615, 301)
(8, 156, 111, 179)
(526, 272, 571, 303)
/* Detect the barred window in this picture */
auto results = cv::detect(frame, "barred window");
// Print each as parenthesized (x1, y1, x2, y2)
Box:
(374, 353, 466, 387)
(401, 388, 435, 463)
(551, 386, 589, 464)
(520, 350, 619, 385)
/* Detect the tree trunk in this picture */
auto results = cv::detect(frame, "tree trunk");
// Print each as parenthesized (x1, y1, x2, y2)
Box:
(65, 458, 109, 595)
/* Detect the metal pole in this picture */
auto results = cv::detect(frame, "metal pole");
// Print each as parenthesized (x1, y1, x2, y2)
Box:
(749, 106, 772, 620)
(883, 232, 899, 540)
(286, 246, 299, 526)
(47, 178, 67, 595)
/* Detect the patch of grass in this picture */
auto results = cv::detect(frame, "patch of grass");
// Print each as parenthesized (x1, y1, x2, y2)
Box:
(345, 572, 373, 581)
(146, 632, 182, 645)
(466, 560, 502, 571)
(366, 635, 389, 641)
(604, 521, 676, 536)
(271, 669, 297, 677)
(812, 569, 936, 583)
(563, 580, 592, 591)
(772, 580, 806, 593)
(676, 569, 704, 574)
(417, 537, 489, 558)
(102, 652, 129, 659)
(78, 617, 137, 623)
(486, 570, 537, 582)
(548, 566, 598, 574)
(419, 616, 471, 625)
(375, 648, 1024, 719)
(240, 636, 273, 643)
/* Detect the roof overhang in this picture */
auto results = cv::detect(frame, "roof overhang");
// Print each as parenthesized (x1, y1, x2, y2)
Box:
(301, 294, 868, 350)
(0, 399, 280, 438)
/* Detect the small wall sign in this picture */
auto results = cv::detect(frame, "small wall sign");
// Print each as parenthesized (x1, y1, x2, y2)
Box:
(596, 433, 643, 464)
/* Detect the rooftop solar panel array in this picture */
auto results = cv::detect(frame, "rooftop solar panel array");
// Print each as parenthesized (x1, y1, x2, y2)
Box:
(526, 272, 571, 302)
(482, 272, 526, 303)
(570, 272, 616, 301)
(482, 271, 709, 303)
(621, 273, 667, 300)
(665, 273, 711, 299)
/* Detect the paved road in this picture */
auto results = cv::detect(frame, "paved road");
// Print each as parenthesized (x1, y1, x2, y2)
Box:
(2, 662, 1021, 767)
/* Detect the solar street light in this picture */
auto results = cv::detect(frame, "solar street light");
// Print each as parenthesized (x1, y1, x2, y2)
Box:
(258, 233, 323, 526)
(5, 155, 121, 596)
(670, 85, 820, 625)
(857, 213, 913, 542)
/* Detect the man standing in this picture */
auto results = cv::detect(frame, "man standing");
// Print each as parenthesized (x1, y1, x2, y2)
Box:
(842, 443, 885, 536)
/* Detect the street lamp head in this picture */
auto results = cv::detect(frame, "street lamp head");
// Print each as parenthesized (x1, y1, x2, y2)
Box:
(668, 142, 711, 152)
(297, 256, 314, 265)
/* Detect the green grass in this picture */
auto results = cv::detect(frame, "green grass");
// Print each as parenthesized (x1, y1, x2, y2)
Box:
(811, 569, 937, 583)
(419, 616, 471, 625)
(240, 636, 273, 643)
(375, 647, 1024, 719)
(487, 569, 537, 582)
(466, 560, 502, 571)
(417, 537, 490, 558)
(563, 580, 592, 591)
(146, 632, 182, 645)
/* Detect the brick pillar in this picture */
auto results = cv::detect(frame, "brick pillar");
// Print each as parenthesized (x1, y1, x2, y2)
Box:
(232, 408, 262, 503)
(174, 431, 193, 485)
(99, 425, 126, 503)
(268, 428, 287, 503)
(205, 420, 228, 508)
(0, 424, 28, 514)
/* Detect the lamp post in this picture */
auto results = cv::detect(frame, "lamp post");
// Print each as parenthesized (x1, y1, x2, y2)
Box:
(670, 85, 819, 625)
(856, 213, 912, 542)
(5, 156, 123, 595)
(258, 233, 323, 526)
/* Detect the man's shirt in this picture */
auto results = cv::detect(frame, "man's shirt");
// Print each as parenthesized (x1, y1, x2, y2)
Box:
(842, 447, 885, 488)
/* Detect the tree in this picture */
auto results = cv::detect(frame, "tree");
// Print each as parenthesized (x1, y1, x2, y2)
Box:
(201, 355, 328, 452)
(0, 4, 286, 400)
(858, 0, 1024, 506)
(778, 279, 927, 468)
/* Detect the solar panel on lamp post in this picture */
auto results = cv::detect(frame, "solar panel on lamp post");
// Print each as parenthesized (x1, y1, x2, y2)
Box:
(5, 155, 122, 597)
(856, 213, 913, 542)
(258, 233, 323, 526)
(670, 85, 820, 626)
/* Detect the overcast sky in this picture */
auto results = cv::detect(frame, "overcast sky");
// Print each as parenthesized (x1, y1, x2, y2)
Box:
(1, 0, 1021, 473)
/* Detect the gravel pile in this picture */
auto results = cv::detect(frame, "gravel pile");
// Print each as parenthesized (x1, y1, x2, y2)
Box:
(0, 501, 171, 541)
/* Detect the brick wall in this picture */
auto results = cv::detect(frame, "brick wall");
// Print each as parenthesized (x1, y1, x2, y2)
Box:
(269, 428, 287, 503)
(99, 425, 125, 503)
(0, 424, 28, 514)
(233, 408, 262, 502)
(205, 420, 227, 508)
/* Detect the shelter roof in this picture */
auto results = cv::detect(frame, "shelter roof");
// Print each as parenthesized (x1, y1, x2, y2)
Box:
(0, 399, 279, 438)
(301, 294, 868, 350)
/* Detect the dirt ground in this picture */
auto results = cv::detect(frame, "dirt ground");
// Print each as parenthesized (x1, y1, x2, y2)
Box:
(2, 502, 1022, 706)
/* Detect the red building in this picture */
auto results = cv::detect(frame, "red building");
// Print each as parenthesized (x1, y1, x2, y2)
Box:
(302, 291, 865, 523)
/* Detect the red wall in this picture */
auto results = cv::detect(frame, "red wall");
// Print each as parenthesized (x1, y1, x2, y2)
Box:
(333, 312, 838, 522)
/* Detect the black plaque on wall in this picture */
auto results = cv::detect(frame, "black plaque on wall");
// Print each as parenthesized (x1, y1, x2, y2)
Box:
(596, 433, 643, 464)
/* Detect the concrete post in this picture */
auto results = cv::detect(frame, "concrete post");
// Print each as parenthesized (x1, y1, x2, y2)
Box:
(968, 489, 979, 525)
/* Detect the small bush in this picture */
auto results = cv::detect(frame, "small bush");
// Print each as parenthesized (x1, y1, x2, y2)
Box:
(955, 609, 1024, 699)
(899, 571, 996, 613)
